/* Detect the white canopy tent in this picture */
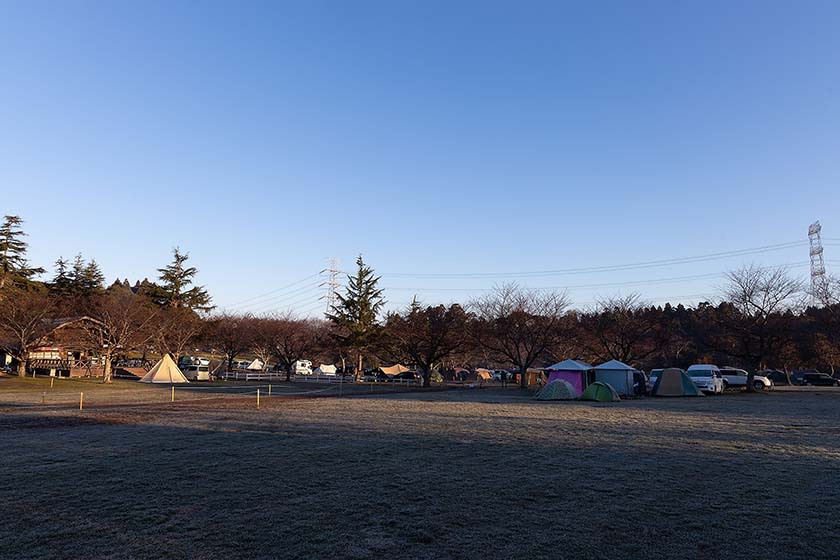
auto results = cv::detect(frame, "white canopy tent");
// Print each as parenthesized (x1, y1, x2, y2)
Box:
(313, 364, 337, 375)
(593, 359, 637, 396)
(246, 359, 265, 371)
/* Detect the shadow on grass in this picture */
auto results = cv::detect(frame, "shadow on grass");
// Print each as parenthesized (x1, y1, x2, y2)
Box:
(0, 402, 837, 560)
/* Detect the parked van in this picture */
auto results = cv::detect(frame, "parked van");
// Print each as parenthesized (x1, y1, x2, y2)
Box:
(686, 364, 724, 394)
(182, 364, 211, 381)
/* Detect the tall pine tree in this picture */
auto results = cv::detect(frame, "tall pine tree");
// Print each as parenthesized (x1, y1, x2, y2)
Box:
(151, 247, 213, 311)
(0, 215, 44, 292)
(327, 255, 385, 378)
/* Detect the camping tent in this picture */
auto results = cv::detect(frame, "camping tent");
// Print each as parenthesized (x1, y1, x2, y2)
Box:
(246, 359, 265, 371)
(580, 381, 620, 402)
(379, 364, 411, 376)
(545, 359, 592, 396)
(313, 364, 337, 375)
(593, 360, 638, 396)
(139, 354, 189, 384)
(535, 379, 577, 400)
(475, 368, 493, 381)
(652, 368, 704, 397)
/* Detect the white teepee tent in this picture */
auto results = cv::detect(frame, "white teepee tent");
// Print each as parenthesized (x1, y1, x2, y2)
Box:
(139, 354, 190, 384)
(246, 359, 265, 370)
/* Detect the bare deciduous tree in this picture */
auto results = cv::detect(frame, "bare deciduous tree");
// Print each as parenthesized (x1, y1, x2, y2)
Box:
(0, 288, 57, 376)
(267, 314, 323, 381)
(82, 291, 158, 383)
(721, 265, 803, 388)
(470, 284, 569, 389)
(383, 302, 467, 387)
(152, 307, 205, 363)
(579, 293, 658, 365)
(209, 312, 256, 372)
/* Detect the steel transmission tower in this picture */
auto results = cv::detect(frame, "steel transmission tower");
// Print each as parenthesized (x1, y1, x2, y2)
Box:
(320, 258, 341, 315)
(809, 221, 828, 303)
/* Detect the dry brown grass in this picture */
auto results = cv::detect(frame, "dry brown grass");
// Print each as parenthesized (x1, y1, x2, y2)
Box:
(0, 384, 838, 559)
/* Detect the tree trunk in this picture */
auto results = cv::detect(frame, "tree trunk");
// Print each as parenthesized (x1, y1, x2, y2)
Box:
(357, 352, 363, 382)
(520, 365, 528, 389)
(745, 371, 755, 392)
(285, 363, 291, 382)
(103, 354, 113, 384)
(422, 366, 431, 388)
(17, 356, 27, 377)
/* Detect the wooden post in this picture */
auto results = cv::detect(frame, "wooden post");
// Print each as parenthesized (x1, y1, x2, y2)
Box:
(268, 384, 271, 397)
(79, 392, 84, 411)
(42, 391, 46, 404)
(256, 388, 260, 409)
(50, 377, 54, 389)
(171, 386, 175, 403)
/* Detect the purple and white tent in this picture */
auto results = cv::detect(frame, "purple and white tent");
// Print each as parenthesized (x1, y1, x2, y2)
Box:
(544, 359, 592, 396)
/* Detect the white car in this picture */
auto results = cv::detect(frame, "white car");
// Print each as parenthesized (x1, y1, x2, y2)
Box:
(182, 364, 211, 381)
(719, 367, 772, 391)
(686, 364, 725, 394)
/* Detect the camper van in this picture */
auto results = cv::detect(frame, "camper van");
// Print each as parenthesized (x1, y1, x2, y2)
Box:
(182, 364, 211, 381)
(293, 360, 313, 376)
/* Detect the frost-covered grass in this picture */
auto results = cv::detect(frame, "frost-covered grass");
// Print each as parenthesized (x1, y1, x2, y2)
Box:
(1, 388, 837, 559)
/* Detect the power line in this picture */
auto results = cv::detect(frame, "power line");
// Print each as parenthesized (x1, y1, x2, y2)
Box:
(229, 282, 322, 312)
(382, 261, 812, 293)
(381, 240, 807, 279)
(222, 273, 320, 308)
(249, 289, 324, 316)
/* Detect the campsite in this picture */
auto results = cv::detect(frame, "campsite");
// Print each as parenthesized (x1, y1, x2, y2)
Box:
(4, 2, 840, 558)
(1, 376, 839, 559)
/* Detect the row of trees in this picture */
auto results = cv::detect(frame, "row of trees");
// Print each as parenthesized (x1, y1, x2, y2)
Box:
(3, 214, 840, 389)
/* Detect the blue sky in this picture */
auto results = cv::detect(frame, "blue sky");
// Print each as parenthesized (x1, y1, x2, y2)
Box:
(2, 0, 839, 315)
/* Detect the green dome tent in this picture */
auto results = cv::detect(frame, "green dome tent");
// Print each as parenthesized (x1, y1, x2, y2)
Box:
(651, 368, 704, 397)
(535, 379, 577, 400)
(580, 381, 620, 402)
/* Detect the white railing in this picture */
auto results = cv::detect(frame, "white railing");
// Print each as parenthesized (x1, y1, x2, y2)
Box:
(219, 371, 285, 382)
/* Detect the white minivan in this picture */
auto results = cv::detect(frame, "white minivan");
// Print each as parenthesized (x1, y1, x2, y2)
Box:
(686, 364, 724, 394)
(182, 364, 211, 381)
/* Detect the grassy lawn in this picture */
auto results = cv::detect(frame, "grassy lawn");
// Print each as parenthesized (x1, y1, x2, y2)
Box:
(0, 387, 837, 559)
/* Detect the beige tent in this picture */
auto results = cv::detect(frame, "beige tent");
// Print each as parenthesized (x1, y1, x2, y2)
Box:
(246, 359, 265, 370)
(139, 354, 189, 384)
(475, 368, 493, 380)
(313, 364, 337, 375)
(379, 364, 410, 375)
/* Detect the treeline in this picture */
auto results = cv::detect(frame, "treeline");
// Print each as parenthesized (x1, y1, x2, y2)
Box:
(2, 215, 840, 388)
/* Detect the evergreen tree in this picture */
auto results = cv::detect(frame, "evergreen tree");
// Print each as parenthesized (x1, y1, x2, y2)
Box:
(0, 215, 44, 291)
(327, 255, 385, 377)
(80, 259, 105, 294)
(151, 247, 213, 311)
(50, 256, 73, 296)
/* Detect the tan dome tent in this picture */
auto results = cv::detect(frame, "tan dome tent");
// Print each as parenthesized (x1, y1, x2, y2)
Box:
(535, 379, 577, 400)
(652, 368, 704, 397)
(139, 354, 189, 384)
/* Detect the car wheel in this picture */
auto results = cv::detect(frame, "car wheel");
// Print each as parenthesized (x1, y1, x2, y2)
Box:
(753, 381, 765, 392)
(722, 380, 729, 391)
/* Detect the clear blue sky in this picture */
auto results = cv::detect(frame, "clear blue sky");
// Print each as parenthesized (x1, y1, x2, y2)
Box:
(2, 0, 839, 316)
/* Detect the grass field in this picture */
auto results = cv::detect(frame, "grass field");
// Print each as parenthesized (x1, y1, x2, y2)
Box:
(1, 377, 838, 559)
